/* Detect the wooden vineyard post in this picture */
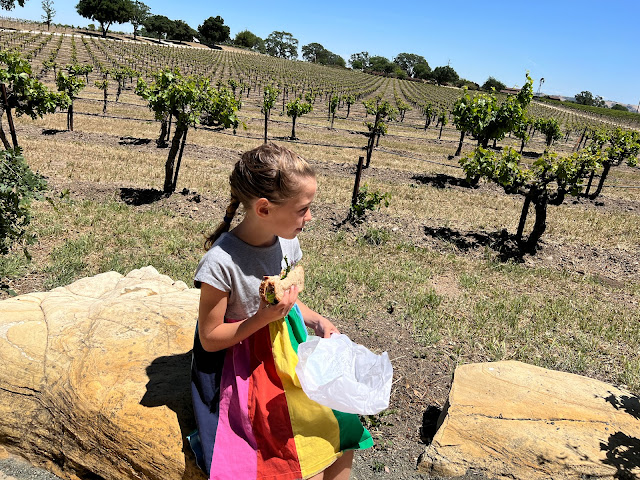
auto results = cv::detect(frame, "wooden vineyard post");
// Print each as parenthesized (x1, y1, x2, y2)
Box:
(1, 83, 19, 148)
(351, 156, 365, 208)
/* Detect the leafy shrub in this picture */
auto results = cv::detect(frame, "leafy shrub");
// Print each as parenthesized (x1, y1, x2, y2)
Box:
(0, 148, 47, 255)
(349, 183, 391, 223)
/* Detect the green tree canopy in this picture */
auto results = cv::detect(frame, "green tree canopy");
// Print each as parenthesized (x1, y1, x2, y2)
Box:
(170, 19, 196, 42)
(367, 56, 394, 75)
(76, 0, 134, 38)
(129, 0, 149, 39)
(349, 52, 369, 70)
(198, 15, 230, 45)
(136, 69, 241, 194)
(264, 31, 298, 59)
(460, 147, 600, 252)
(481, 76, 506, 92)
(611, 104, 629, 111)
(302, 42, 326, 63)
(301, 43, 345, 67)
(432, 65, 459, 85)
(0, 50, 69, 148)
(0, 0, 26, 10)
(413, 62, 432, 80)
(143, 14, 174, 39)
(575, 90, 605, 107)
(393, 53, 429, 78)
(234, 30, 264, 52)
(452, 73, 534, 151)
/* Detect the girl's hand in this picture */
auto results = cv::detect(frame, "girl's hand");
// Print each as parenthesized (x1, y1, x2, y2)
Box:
(254, 284, 299, 326)
(311, 316, 339, 338)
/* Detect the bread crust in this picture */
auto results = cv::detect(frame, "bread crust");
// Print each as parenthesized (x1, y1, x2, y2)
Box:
(259, 265, 304, 304)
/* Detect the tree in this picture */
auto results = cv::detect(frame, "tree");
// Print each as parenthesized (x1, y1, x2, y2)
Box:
(286, 97, 312, 140)
(300, 43, 344, 67)
(129, 0, 149, 40)
(0, 50, 68, 149)
(170, 19, 196, 42)
(94, 74, 108, 114)
(328, 94, 339, 129)
(367, 56, 394, 75)
(413, 62, 432, 80)
(1, 148, 47, 258)
(76, 0, 134, 38)
(264, 31, 298, 59)
(56, 65, 86, 131)
(452, 73, 534, 154)
(0, 0, 26, 10)
(393, 53, 428, 78)
(588, 128, 640, 199)
(421, 102, 434, 131)
(261, 84, 279, 143)
(575, 90, 606, 107)
(325, 53, 346, 68)
(512, 114, 532, 154)
(198, 16, 230, 45)
(234, 30, 264, 52)
(535, 117, 562, 147)
(432, 65, 459, 85)
(481, 77, 506, 92)
(302, 42, 326, 63)
(362, 96, 397, 168)
(611, 104, 628, 111)
(437, 109, 448, 140)
(452, 91, 475, 156)
(349, 52, 369, 70)
(144, 14, 174, 40)
(136, 69, 241, 194)
(343, 94, 355, 118)
(460, 147, 600, 252)
(41, 0, 55, 31)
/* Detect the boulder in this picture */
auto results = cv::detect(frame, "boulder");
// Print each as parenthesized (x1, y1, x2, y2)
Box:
(419, 361, 640, 479)
(0, 267, 205, 480)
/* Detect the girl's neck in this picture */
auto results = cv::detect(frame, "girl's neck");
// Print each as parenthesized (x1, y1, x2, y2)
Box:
(231, 218, 277, 248)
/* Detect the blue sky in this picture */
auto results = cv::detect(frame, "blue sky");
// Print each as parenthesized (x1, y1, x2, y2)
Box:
(5, 0, 640, 106)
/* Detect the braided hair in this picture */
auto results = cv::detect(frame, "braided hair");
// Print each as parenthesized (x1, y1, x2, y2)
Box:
(204, 143, 315, 250)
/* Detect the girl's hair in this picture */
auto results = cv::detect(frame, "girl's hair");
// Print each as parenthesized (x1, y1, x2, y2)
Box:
(204, 143, 315, 250)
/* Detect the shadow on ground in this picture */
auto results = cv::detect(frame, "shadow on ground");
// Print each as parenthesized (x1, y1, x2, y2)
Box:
(42, 129, 66, 135)
(120, 187, 165, 205)
(119, 136, 151, 146)
(423, 226, 526, 261)
(412, 173, 475, 189)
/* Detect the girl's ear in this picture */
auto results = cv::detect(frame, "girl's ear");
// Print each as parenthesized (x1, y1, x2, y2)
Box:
(254, 198, 271, 218)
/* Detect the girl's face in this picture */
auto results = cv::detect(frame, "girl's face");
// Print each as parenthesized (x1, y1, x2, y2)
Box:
(267, 176, 317, 239)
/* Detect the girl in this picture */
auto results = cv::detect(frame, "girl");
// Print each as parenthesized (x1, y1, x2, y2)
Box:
(191, 143, 372, 480)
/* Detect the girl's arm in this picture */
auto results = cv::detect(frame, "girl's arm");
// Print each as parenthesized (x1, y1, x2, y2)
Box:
(296, 300, 339, 338)
(198, 282, 300, 352)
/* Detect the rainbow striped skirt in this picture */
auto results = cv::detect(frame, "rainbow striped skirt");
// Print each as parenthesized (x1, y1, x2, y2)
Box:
(190, 304, 373, 480)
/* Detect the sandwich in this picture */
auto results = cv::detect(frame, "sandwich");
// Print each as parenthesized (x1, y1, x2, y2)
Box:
(259, 262, 304, 305)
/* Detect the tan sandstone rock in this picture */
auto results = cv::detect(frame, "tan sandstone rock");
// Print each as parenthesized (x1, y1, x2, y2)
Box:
(418, 360, 640, 479)
(0, 267, 205, 480)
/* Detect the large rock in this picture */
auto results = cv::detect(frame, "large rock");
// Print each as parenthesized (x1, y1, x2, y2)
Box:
(419, 361, 640, 479)
(0, 267, 205, 480)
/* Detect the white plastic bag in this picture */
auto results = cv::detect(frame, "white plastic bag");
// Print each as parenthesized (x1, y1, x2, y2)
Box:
(295, 333, 393, 415)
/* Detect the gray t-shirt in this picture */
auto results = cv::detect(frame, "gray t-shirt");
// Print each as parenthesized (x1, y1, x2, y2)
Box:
(194, 232, 303, 320)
